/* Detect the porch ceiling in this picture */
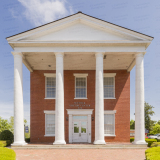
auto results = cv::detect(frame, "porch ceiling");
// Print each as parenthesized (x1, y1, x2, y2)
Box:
(23, 52, 135, 71)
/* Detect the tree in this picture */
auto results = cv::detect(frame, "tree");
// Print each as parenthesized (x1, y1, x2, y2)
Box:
(145, 102, 155, 132)
(9, 116, 27, 134)
(157, 120, 160, 125)
(149, 123, 160, 135)
(0, 117, 11, 133)
(130, 119, 135, 129)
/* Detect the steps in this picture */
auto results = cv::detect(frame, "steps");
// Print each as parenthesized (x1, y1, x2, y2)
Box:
(12, 144, 148, 149)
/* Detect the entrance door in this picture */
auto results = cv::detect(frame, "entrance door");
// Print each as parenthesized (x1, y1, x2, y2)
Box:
(72, 116, 88, 143)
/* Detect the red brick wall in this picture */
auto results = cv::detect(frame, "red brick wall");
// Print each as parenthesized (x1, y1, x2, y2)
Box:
(30, 70, 130, 143)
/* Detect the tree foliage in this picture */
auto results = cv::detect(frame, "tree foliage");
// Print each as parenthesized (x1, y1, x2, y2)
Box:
(145, 102, 155, 131)
(130, 119, 135, 129)
(150, 124, 160, 135)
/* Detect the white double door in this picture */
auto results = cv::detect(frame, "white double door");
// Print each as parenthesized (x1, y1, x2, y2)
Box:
(72, 116, 88, 143)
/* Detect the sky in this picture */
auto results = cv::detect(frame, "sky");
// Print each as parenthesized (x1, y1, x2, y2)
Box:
(0, 0, 160, 126)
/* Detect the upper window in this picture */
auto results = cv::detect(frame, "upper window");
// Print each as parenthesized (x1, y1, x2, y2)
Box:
(74, 74, 88, 99)
(104, 73, 116, 99)
(44, 73, 56, 99)
(44, 111, 55, 136)
(104, 110, 116, 136)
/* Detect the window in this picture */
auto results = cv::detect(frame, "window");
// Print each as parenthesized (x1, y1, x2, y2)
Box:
(104, 110, 116, 136)
(104, 73, 116, 99)
(74, 74, 88, 99)
(44, 111, 55, 136)
(44, 73, 56, 99)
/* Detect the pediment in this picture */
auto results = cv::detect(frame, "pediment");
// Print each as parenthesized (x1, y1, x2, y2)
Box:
(7, 12, 153, 44)
(19, 22, 143, 42)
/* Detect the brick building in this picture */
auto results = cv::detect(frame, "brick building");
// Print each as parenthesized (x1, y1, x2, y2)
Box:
(6, 12, 153, 145)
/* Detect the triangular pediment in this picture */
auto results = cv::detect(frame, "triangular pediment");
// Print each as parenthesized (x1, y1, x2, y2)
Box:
(7, 12, 153, 43)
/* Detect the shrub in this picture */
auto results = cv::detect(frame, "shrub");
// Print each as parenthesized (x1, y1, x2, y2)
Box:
(130, 138, 134, 142)
(145, 147, 160, 160)
(25, 138, 30, 143)
(0, 147, 16, 160)
(130, 138, 157, 147)
(0, 130, 14, 144)
(151, 142, 160, 147)
(0, 141, 6, 147)
(145, 139, 157, 147)
(157, 139, 160, 142)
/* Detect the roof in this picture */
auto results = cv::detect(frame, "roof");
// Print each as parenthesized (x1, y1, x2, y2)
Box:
(6, 11, 154, 39)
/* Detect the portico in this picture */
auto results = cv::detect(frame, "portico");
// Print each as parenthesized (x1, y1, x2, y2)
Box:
(7, 12, 153, 145)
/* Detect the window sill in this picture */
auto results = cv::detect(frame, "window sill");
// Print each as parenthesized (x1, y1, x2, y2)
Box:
(74, 98, 88, 99)
(104, 135, 116, 137)
(44, 98, 55, 99)
(44, 135, 55, 137)
(104, 98, 116, 99)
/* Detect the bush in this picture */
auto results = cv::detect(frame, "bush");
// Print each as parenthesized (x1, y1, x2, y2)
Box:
(151, 142, 160, 147)
(146, 139, 157, 147)
(130, 138, 157, 147)
(0, 147, 16, 160)
(0, 141, 6, 147)
(145, 147, 160, 160)
(0, 130, 14, 144)
(130, 138, 134, 142)
(25, 138, 30, 143)
(157, 139, 160, 142)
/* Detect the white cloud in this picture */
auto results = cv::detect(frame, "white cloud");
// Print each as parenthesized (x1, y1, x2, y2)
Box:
(17, 0, 74, 26)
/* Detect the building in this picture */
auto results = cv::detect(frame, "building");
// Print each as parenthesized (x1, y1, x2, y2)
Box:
(6, 12, 153, 145)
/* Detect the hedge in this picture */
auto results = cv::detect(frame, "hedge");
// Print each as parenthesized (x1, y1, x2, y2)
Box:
(0, 141, 7, 147)
(0, 147, 16, 160)
(130, 138, 157, 147)
(151, 142, 160, 147)
(0, 130, 14, 143)
(25, 138, 30, 143)
(145, 147, 160, 160)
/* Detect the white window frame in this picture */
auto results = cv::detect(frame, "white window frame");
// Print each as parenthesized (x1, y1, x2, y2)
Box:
(104, 110, 116, 137)
(104, 73, 116, 99)
(44, 73, 56, 99)
(44, 110, 55, 137)
(73, 73, 88, 99)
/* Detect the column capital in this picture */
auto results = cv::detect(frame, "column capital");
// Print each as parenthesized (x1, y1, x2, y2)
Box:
(54, 52, 64, 57)
(135, 52, 145, 57)
(11, 52, 23, 57)
(95, 52, 105, 57)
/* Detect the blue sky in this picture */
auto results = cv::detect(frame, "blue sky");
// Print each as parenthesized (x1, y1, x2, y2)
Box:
(0, 0, 160, 126)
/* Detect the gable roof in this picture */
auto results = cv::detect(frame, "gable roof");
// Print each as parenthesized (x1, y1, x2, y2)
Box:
(6, 11, 153, 40)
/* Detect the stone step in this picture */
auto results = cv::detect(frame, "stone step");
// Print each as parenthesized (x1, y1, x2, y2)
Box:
(12, 144, 148, 149)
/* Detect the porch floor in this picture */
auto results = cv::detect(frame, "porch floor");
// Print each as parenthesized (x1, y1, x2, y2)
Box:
(11, 142, 148, 149)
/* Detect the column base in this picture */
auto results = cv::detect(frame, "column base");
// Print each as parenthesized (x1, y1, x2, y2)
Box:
(53, 140, 66, 145)
(132, 140, 148, 145)
(11, 141, 27, 146)
(94, 140, 106, 145)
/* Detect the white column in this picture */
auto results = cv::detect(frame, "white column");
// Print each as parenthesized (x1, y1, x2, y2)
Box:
(94, 53, 106, 145)
(133, 53, 147, 145)
(12, 52, 26, 146)
(53, 52, 66, 145)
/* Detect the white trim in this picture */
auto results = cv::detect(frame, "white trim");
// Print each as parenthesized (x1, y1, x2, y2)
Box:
(73, 73, 88, 77)
(103, 73, 116, 77)
(74, 98, 88, 99)
(44, 98, 56, 100)
(44, 110, 55, 114)
(44, 134, 55, 137)
(104, 98, 116, 99)
(67, 109, 94, 115)
(104, 110, 116, 137)
(104, 110, 116, 114)
(44, 73, 56, 77)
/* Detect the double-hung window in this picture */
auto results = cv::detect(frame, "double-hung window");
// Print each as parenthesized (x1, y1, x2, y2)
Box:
(104, 110, 116, 136)
(104, 73, 116, 99)
(44, 73, 56, 99)
(44, 111, 55, 136)
(74, 74, 88, 99)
